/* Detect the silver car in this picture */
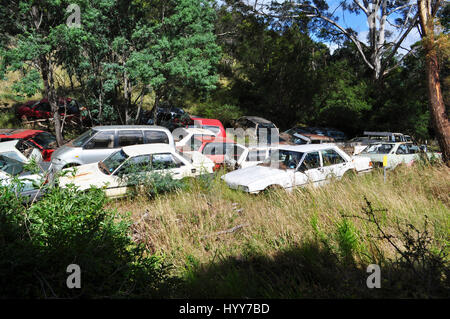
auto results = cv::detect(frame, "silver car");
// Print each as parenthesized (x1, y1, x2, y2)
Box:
(50, 125, 174, 171)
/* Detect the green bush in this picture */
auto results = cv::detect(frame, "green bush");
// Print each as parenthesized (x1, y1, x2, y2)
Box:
(0, 183, 173, 298)
(118, 162, 186, 199)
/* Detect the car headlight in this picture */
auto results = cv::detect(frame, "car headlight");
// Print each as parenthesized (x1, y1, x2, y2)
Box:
(238, 185, 249, 192)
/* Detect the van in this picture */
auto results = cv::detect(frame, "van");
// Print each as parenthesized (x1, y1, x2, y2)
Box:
(50, 125, 174, 171)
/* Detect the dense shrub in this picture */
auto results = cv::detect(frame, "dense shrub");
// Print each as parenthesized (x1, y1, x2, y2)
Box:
(0, 183, 173, 298)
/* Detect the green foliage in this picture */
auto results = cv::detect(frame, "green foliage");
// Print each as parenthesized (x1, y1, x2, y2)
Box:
(118, 161, 186, 199)
(0, 183, 172, 298)
(335, 218, 359, 262)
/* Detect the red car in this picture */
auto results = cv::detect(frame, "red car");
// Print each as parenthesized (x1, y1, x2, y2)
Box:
(188, 117, 226, 138)
(17, 98, 85, 121)
(182, 136, 236, 171)
(0, 129, 57, 161)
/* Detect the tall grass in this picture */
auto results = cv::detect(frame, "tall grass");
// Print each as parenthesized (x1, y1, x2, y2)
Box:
(110, 163, 449, 297)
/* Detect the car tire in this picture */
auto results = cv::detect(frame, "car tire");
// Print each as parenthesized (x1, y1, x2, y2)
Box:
(341, 169, 357, 181)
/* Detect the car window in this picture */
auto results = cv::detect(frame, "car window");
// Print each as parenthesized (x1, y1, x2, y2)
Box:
(226, 145, 246, 161)
(118, 130, 144, 147)
(144, 130, 169, 144)
(35, 102, 51, 112)
(408, 144, 420, 154)
(0, 154, 25, 176)
(187, 137, 204, 152)
(247, 150, 268, 162)
(102, 150, 129, 175)
(321, 149, 345, 166)
(71, 129, 97, 147)
(363, 143, 394, 154)
(299, 152, 320, 170)
(115, 154, 151, 175)
(31, 132, 56, 149)
(202, 143, 233, 156)
(263, 150, 304, 169)
(84, 131, 115, 149)
(396, 144, 409, 155)
(203, 125, 220, 135)
(152, 153, 183, 169)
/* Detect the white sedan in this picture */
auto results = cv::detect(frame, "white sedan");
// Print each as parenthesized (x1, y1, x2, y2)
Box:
(0, 152, 47, 202)
(221, 144, 372, 193)
(224, 144, 274, 170)
(173, 127, 216, 152)
(357, 142, 441, 169)
(58, 144, 214, 198)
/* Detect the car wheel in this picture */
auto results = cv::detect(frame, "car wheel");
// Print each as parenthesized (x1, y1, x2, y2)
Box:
(263, 184, 283, 195)
(63, 163, 80, 169)
(342, 169, 357, 180)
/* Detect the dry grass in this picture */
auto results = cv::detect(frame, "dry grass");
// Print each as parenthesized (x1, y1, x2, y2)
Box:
(109, 164, 450, 283)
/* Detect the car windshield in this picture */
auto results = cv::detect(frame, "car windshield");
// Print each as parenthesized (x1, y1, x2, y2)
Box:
(363, 143, 394, 154)
(99, 150, 129, 175)
(0, 154, 25, 176)
(32, 132, 56, 149)
(203, 125, 220, 135)
(70, 129, 97, 147)
(263, 150, 304, 169)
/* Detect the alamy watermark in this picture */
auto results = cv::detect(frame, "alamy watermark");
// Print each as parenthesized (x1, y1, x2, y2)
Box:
(366, 264, 381, 288)
(66, 4, 81, 28)
(66, 264, 81, 289)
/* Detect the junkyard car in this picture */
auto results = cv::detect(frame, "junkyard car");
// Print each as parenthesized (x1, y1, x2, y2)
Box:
(232, 116, 279, 144)
(221, 144, 372, 193)
(58, 144, 214, 198)
(50, 125, 174, 171)
(357, 142, 441, 169)
(174, 127, 217, 151)
(0, 139, 44, 163)
(0, 151, 47, 202)
(224, 144, 274, 170)
(0, 129, 57, 161)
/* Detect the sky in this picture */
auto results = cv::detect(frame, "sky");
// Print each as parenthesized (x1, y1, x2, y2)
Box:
(237, 0, 421, 54)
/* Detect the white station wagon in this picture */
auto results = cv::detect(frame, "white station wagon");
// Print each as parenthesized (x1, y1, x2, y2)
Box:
(58, 144, 214, 198)
(357, 142, 441, 169)
(221, 144, 372, 193)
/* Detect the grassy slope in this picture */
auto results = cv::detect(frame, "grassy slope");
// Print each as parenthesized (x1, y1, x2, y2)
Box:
(110, 164, 450, 298)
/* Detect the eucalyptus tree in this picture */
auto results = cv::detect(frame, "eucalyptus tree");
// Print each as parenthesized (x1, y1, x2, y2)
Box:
(241, 0, 420, 80)
(417, 0, 449, 163)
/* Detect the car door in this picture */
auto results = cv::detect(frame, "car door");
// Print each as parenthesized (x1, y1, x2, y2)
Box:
(295, 151, 323, 187)
(395, 144, 415, 166)
(151, 153, 187, 179)
(80, 130, 117, 164)
(320, 149, 348, 181)
(107, 154, 151, 197)
(242, 149, 268, 169)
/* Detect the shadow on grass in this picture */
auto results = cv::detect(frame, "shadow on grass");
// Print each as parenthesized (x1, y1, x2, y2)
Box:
(177, 240, 450, 299)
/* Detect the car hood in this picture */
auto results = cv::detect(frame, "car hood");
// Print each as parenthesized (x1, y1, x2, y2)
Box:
(51, 145, 75, 162)
(222, 165, 290, 187)
(59, 162, 110, 188)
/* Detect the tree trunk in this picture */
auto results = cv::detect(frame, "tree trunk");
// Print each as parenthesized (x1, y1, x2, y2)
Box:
(424, 44, 450, 163)
(41, 56, 64, 146)
(418, 0, 450, 164)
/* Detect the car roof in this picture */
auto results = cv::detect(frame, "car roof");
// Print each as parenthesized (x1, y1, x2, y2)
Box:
(92, 125, 169, 131)
(239, 116, 273, 124)
(190, 118, 224, 126)
(0, 139, 19, 151)
(0, 129, 43, 139)
(122, 143, 175, 157)
(180, 127, 216, 135)
(278, 143, 339, 153)
(193, 136, 234, 143)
